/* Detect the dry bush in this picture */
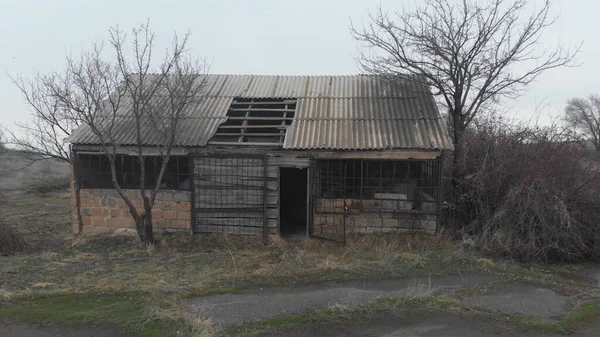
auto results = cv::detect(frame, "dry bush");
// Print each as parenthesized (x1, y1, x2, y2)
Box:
(0, 219, 27, 255)
(453, 116, 600, 262)
(24, 174, 70, 194)
(147, 293, 215, 337)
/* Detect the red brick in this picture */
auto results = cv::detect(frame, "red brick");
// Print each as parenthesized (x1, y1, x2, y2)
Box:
(117, 218, 135, 228)
(94, 226, 112, 234)
(82, 207, 91, 216)
(92, 199, 102, 207)
(109, 208, 121, 218)
(164, 210, 178, 220)
(89, 208, 105, 217)
(171, 220, 186, 229)
(91, 217, 106, 226)
(82, 216, 91, 226)
(155, 219, 171, 229)
(80, 198, 91, 207)
(82, 226, 94, 233)
(106, 218, 120, 227)
(152, 209, 164, 219)
(163, 201, 178, 210)
(177, 202, 191, 212)
(177, 211, 191, 220)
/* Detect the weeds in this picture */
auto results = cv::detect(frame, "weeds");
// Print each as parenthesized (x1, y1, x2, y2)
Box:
(0, 220, 26, 255)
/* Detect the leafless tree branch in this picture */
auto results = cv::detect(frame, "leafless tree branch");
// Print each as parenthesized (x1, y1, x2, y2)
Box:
(351, 0, 579, 181)
(18, 21, 208, 243)
(564, 95, 600, 151)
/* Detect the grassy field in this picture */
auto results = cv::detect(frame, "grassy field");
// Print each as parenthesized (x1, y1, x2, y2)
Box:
(0, 151, 69, 194)
(0, 192, 599, 336)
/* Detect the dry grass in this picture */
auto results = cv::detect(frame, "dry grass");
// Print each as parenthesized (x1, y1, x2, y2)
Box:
(0, 193, 469, 299)
(147, 293, 216, 337)
(0, 151, 69, 194)
(0, 220, 26, 255)
(2, 192, 598, 336)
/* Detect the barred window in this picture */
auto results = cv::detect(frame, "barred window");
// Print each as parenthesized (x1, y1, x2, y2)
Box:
(77, 154, 190, 190)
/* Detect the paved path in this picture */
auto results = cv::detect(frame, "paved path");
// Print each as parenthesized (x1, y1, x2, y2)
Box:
(461, 282, 571, 317)
(186, 273, 503, 328)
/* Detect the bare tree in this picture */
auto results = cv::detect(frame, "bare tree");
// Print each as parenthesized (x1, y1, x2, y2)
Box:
(0, 127, 5, 152)
(4, 73, 79, 163)
(351, 0, 578, 180)
(565, 96, 600, 151)
(42, 22, 207, 243)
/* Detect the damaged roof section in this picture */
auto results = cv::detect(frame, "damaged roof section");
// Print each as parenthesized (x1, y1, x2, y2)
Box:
(67, 74, 454, 151)
(210, 98, 296, 146)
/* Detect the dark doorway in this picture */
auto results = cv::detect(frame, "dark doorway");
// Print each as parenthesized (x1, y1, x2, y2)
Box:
(280, 167, 308, 235)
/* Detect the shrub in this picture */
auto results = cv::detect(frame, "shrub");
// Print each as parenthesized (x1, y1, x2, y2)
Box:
(25, 174, 70, 194)
(452, 116, 600, 262)
(0, 220, 26, 255)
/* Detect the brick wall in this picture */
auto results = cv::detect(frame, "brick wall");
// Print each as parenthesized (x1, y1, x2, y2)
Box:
(313, 198, 437, 235)
(71, 188, 192, 234)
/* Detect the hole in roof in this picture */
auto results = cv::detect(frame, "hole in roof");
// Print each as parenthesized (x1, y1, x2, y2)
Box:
(210, 98, 297, 145)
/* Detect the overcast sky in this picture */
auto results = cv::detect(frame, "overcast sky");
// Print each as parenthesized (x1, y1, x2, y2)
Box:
(1, 0, 598, 130)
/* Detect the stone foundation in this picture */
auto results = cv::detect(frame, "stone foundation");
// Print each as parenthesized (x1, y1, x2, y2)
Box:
(71, 188, 192, 234)
(313, 198, 437, 234)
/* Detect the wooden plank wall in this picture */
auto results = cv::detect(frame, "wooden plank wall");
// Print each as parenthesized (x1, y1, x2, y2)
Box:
(193, 156, 279, 235)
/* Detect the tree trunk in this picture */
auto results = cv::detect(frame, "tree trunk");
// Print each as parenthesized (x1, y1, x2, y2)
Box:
(451, 113, 464, 188)
(142, 195, 154, 243)
(134, 215, 148, 243)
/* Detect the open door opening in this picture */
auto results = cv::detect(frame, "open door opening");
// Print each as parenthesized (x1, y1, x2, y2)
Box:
(279, 167, 308, 236)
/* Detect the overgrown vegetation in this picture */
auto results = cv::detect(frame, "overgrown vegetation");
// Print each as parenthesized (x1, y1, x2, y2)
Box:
(452, 116, 600, 262)
(0, 220, 26, 255)
(0, 292, 215, 337)
(0, 193, 599, 336)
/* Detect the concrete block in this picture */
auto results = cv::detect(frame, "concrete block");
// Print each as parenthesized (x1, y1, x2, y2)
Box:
(174, 192, 191, 202)
(353, 217, 368, 227)
(382, 218, 399, 228)
(421, 202, 437, 212)
(397, 201, 413, 210)
(368, 217, 383, 227)
(381, 200, 397, 210)
(398, 219, 414, 229)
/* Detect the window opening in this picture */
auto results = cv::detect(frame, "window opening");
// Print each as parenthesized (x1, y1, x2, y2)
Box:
(78, 154, 191, 190)
(316, 159, 440, 212)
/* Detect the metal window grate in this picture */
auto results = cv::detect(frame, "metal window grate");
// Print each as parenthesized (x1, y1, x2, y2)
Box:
(210, 98, 296, 145)
(193, 155, 268, 236)
(315, 159, 441, 212)
(77, 154, 191, 190)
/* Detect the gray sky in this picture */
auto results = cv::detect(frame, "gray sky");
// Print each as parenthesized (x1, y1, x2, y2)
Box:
(1, 0, 598, 130)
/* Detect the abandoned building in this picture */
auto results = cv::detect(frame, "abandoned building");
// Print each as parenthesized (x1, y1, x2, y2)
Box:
(67, 74, 453, 242)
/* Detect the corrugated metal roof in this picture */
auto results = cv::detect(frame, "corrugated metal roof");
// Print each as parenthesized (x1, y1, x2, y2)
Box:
(200, 74, 430, 98)
(67, 96, 232, 146)
(68, 74, 453, 151)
